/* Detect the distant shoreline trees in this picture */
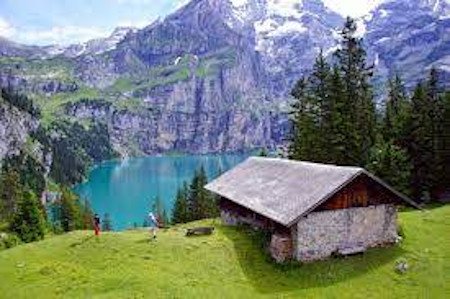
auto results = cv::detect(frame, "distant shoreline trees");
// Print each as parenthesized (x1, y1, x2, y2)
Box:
(171, 166, 219, 224)
(289, 17, 450, 202)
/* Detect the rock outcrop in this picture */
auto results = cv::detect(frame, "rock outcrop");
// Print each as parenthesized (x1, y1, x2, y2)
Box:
(0, 98, 38, 160)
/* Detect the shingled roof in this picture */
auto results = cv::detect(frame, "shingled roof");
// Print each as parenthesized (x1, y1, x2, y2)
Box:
(205, 157, 417, 227)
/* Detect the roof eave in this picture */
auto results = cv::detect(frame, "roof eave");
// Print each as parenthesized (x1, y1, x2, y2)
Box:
(361, 170, 421, 209)
(285, 170, 364, 227)
(286, 170, 421, 227)
(204, 184, 290, 227)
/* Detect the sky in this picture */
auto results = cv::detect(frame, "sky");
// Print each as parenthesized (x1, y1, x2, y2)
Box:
(0, 0, 385, 46)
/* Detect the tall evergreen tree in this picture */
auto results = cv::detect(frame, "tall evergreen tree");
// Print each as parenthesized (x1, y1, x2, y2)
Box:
(59, 188, 79, 232)
(80, 199, 94, 230)
(327, 66, 350, 164)
(2, 152, 46, 198)
(367, 74, 413, 195)
(384, 75, 411, 146)
(407, 83, 435, 201)
(172, 182, 189, 224)
(195, 166, 213, 219)
(427, 68, 445, 194)
(405, 69, 446, 201)
(308, 50, 333, 162)
(290, 18, 376, 166)
(334, 17, 376, 165)
(181, 166, 218, 222)
(9, 191, 45, 243)
(367, 141, 412, 195)
(289, 78, 319, 161)
(438, 92, 450, 192)
(0, 169, 22, 221)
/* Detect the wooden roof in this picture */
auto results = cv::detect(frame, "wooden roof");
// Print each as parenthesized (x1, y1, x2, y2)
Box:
(205, 157, 418, 227)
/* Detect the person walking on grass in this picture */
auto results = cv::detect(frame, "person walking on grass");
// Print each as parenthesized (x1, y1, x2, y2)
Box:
(148, 211, 159, 240)
(94, 214, 101, 236)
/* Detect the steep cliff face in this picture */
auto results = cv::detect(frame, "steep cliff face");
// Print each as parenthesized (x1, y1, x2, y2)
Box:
(63, 0, 289, 155)
(0, 98, 38, 160)
(365, 0, 450, 87)
(65, 95, 288, 156)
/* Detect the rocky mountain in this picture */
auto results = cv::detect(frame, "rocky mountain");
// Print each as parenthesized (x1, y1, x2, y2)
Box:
(45, 27, 137, 58)
(0, 96, 38, 160)
(69, 0, 289, 154)
(0, 0, 449, 156)
(364, 0, 450, 87)
(0, 37, 48, 58)
(221, 0, 344, 95)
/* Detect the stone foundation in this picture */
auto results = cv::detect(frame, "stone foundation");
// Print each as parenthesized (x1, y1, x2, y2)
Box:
(220, 210, 264, 228)
(269, 233, 293, 263)
(295, 204, 398, 261)
(221, 211, 241, 226)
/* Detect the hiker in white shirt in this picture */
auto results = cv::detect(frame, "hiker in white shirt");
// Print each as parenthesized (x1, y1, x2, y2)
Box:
(148, 212, 159, 240)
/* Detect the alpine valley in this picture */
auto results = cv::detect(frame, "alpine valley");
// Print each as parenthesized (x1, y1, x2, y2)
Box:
(0, 0, 449, 159)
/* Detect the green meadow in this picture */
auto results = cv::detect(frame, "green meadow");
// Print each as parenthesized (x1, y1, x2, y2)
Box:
(0, 205, 449, 298)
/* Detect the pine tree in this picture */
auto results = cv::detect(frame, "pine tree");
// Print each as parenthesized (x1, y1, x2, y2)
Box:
(327, 66, 350, 164)
(187, 170, 200, 221)
(438, 92, 450, 191)
(172, 182, 189, 224)
(427, 68, 445, 195)
(289, 51, 334, 163)
(384, 75, 411, 146)
(185, 166, 217, 221)
(59, 188, 79, 232)
(102, 213, 113, 231)
(9, 191, 45, 243)
(366, 74, 413, 196)
(0, 169, 22, 221)
(80, 199, 94, 230)
(289, 78, 319, 161)
(367, 141, 412, 195)
(308, 50, 333, 162)
(195, 166, 212, 219)
(289, 18, 376, 166)
(407, 83, 435, 201)
(334, 17, 376, 165)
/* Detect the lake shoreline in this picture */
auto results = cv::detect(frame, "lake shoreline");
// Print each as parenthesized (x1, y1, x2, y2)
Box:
(73, 153, 251, 230)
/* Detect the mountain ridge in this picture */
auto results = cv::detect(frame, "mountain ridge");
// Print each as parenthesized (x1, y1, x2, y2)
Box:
(0, 0, 448, 156)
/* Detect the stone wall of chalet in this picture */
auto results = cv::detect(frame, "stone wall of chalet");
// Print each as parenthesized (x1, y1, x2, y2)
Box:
(295, 204, 398, 262)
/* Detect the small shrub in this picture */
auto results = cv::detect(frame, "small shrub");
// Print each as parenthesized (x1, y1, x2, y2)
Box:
(10, 191, 46, 243)
(0, 233, 21, 249)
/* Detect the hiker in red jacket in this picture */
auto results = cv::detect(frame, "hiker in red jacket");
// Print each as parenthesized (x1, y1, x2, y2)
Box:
(94, 214, 101, 236)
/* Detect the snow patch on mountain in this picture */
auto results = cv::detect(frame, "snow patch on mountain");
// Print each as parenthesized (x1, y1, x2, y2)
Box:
(266, 0, 303, 17)
(42, 26, 136, 58)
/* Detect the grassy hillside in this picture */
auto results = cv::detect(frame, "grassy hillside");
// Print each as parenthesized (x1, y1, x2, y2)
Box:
(0, 206, 449, 298)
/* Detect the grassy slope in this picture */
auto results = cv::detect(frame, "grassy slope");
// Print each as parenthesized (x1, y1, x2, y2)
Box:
(0, 206, 449, 298)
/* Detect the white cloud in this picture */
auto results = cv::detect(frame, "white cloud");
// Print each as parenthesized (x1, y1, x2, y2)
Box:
(18, 26, 110, 45)
(0, 17, 16, 39)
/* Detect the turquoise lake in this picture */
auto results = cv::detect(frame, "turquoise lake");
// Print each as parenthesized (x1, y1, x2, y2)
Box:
(73, 154, 250, 230)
